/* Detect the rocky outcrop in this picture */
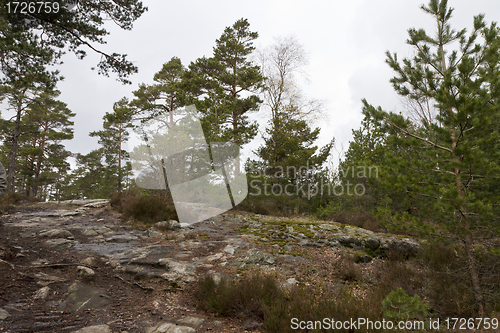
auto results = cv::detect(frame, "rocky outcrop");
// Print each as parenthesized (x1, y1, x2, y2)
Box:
(0, 200, 422, 332)
(58, 199, 109, 208)
(39, 229, 74, 239)
(0, 308, 10, 320)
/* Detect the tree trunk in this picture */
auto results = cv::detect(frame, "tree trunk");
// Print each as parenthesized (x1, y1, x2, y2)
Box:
(233, 112, 240, 177)
(118, 132, 122, 193)
(32, 158, 41, 197)
(439, 36, 485, 316)
(464, 231, 485, 315)
(7, 102, 22, 194)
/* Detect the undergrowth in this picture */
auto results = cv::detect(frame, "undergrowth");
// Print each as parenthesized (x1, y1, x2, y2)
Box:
(0, 193, 41, 214)
(110, 189, 178, 224)
(195, 240, 500, 332)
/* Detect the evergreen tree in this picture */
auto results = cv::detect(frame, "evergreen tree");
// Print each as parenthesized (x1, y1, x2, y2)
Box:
(62, 149, 108, 199)
(186, 18, 264, 174)
(41, 142, 71, 201)
(256, 105, 332, 186)
(19, 89, 74, 197)
(0, 72, 59, 193)
(0, 0, 147, 84)
(130, 57, 186, 127)
(361, 0, 500, 315)
(90, 97, 133, 193)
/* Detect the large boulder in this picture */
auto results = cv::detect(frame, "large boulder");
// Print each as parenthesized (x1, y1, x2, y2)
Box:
(380, 237, 420, 258)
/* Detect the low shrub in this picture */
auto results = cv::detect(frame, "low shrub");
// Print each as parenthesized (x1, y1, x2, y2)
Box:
(0, 193, 41, 213)
(333, 255, 363, 283)
(195, 271, 383, 332)
(317, 202, 381, 232)
(195, 271, 283, 320)
(382, 287, 429, 321)
(110, 189, 177, 224)
(417, 240, 475, 317)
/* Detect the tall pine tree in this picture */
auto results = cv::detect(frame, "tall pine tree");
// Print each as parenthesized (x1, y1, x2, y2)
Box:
(90, 97, 133, 193)
(186, 18, 264, 174)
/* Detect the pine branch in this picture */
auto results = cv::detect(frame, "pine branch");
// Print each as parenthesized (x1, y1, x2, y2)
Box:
(389, 121, 453, 153)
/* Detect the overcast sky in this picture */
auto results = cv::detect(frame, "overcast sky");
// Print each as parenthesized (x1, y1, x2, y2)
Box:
(49, 0, 500, 167)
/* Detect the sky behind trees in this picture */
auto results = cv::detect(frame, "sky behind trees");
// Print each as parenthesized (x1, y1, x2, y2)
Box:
(11, 0, 498, 164)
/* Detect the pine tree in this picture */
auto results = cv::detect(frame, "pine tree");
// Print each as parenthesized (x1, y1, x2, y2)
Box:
(90, 97, 133, 193)
(362, 0, 500, 315)
(62, 149, 108, 199)
(41, 142, 71, 201)
(186, 18, 264, 174)
(18, 89, 74, 197)
(256, 105, 332, 186)
(130, 57, 186, 127)
(0, 0, 147, 84)
(0, 71, 59, 194)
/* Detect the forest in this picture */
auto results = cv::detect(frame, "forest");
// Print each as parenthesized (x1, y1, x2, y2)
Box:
(0, 0, 499, 326)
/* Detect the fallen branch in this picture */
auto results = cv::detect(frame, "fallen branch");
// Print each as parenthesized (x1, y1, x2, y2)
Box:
(37, 263, 79, 268)
(114, 275, 154, 292)
(0, 259, 15, 269)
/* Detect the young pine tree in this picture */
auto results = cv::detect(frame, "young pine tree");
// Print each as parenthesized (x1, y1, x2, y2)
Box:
(363, 0, 500, 315)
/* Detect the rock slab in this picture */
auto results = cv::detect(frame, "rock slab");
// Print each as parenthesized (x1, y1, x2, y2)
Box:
(71, 324, 111, 333)
(146, 322, 196, 333)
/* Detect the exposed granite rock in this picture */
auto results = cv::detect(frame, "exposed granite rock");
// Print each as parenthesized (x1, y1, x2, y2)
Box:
(63, 282, 111, 312)
(176, 316, 205, 327)
(39, 229, 74, 239)
(142, 227, 163, 238)
(0, 308, 10, 320)
(76, 266, 96, 281)
(33, 286, 50, 300)
(71, 324, 111, 333)
(105, 234, 139, 243)
(155, 220, 181, 231)
(146, 322, 196, 333)
(83, 226, 113, 237)
(159, 259, 196, 283)
(58, 199, 109, 207)
(45, 238, 78, 248)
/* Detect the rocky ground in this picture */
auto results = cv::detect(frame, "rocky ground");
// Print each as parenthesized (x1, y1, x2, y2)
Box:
(0, 200, 420, 333)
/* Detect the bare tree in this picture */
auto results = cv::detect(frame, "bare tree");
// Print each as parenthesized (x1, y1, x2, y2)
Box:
(257, 36, 325, 122)
(400, 95, 439, 127)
